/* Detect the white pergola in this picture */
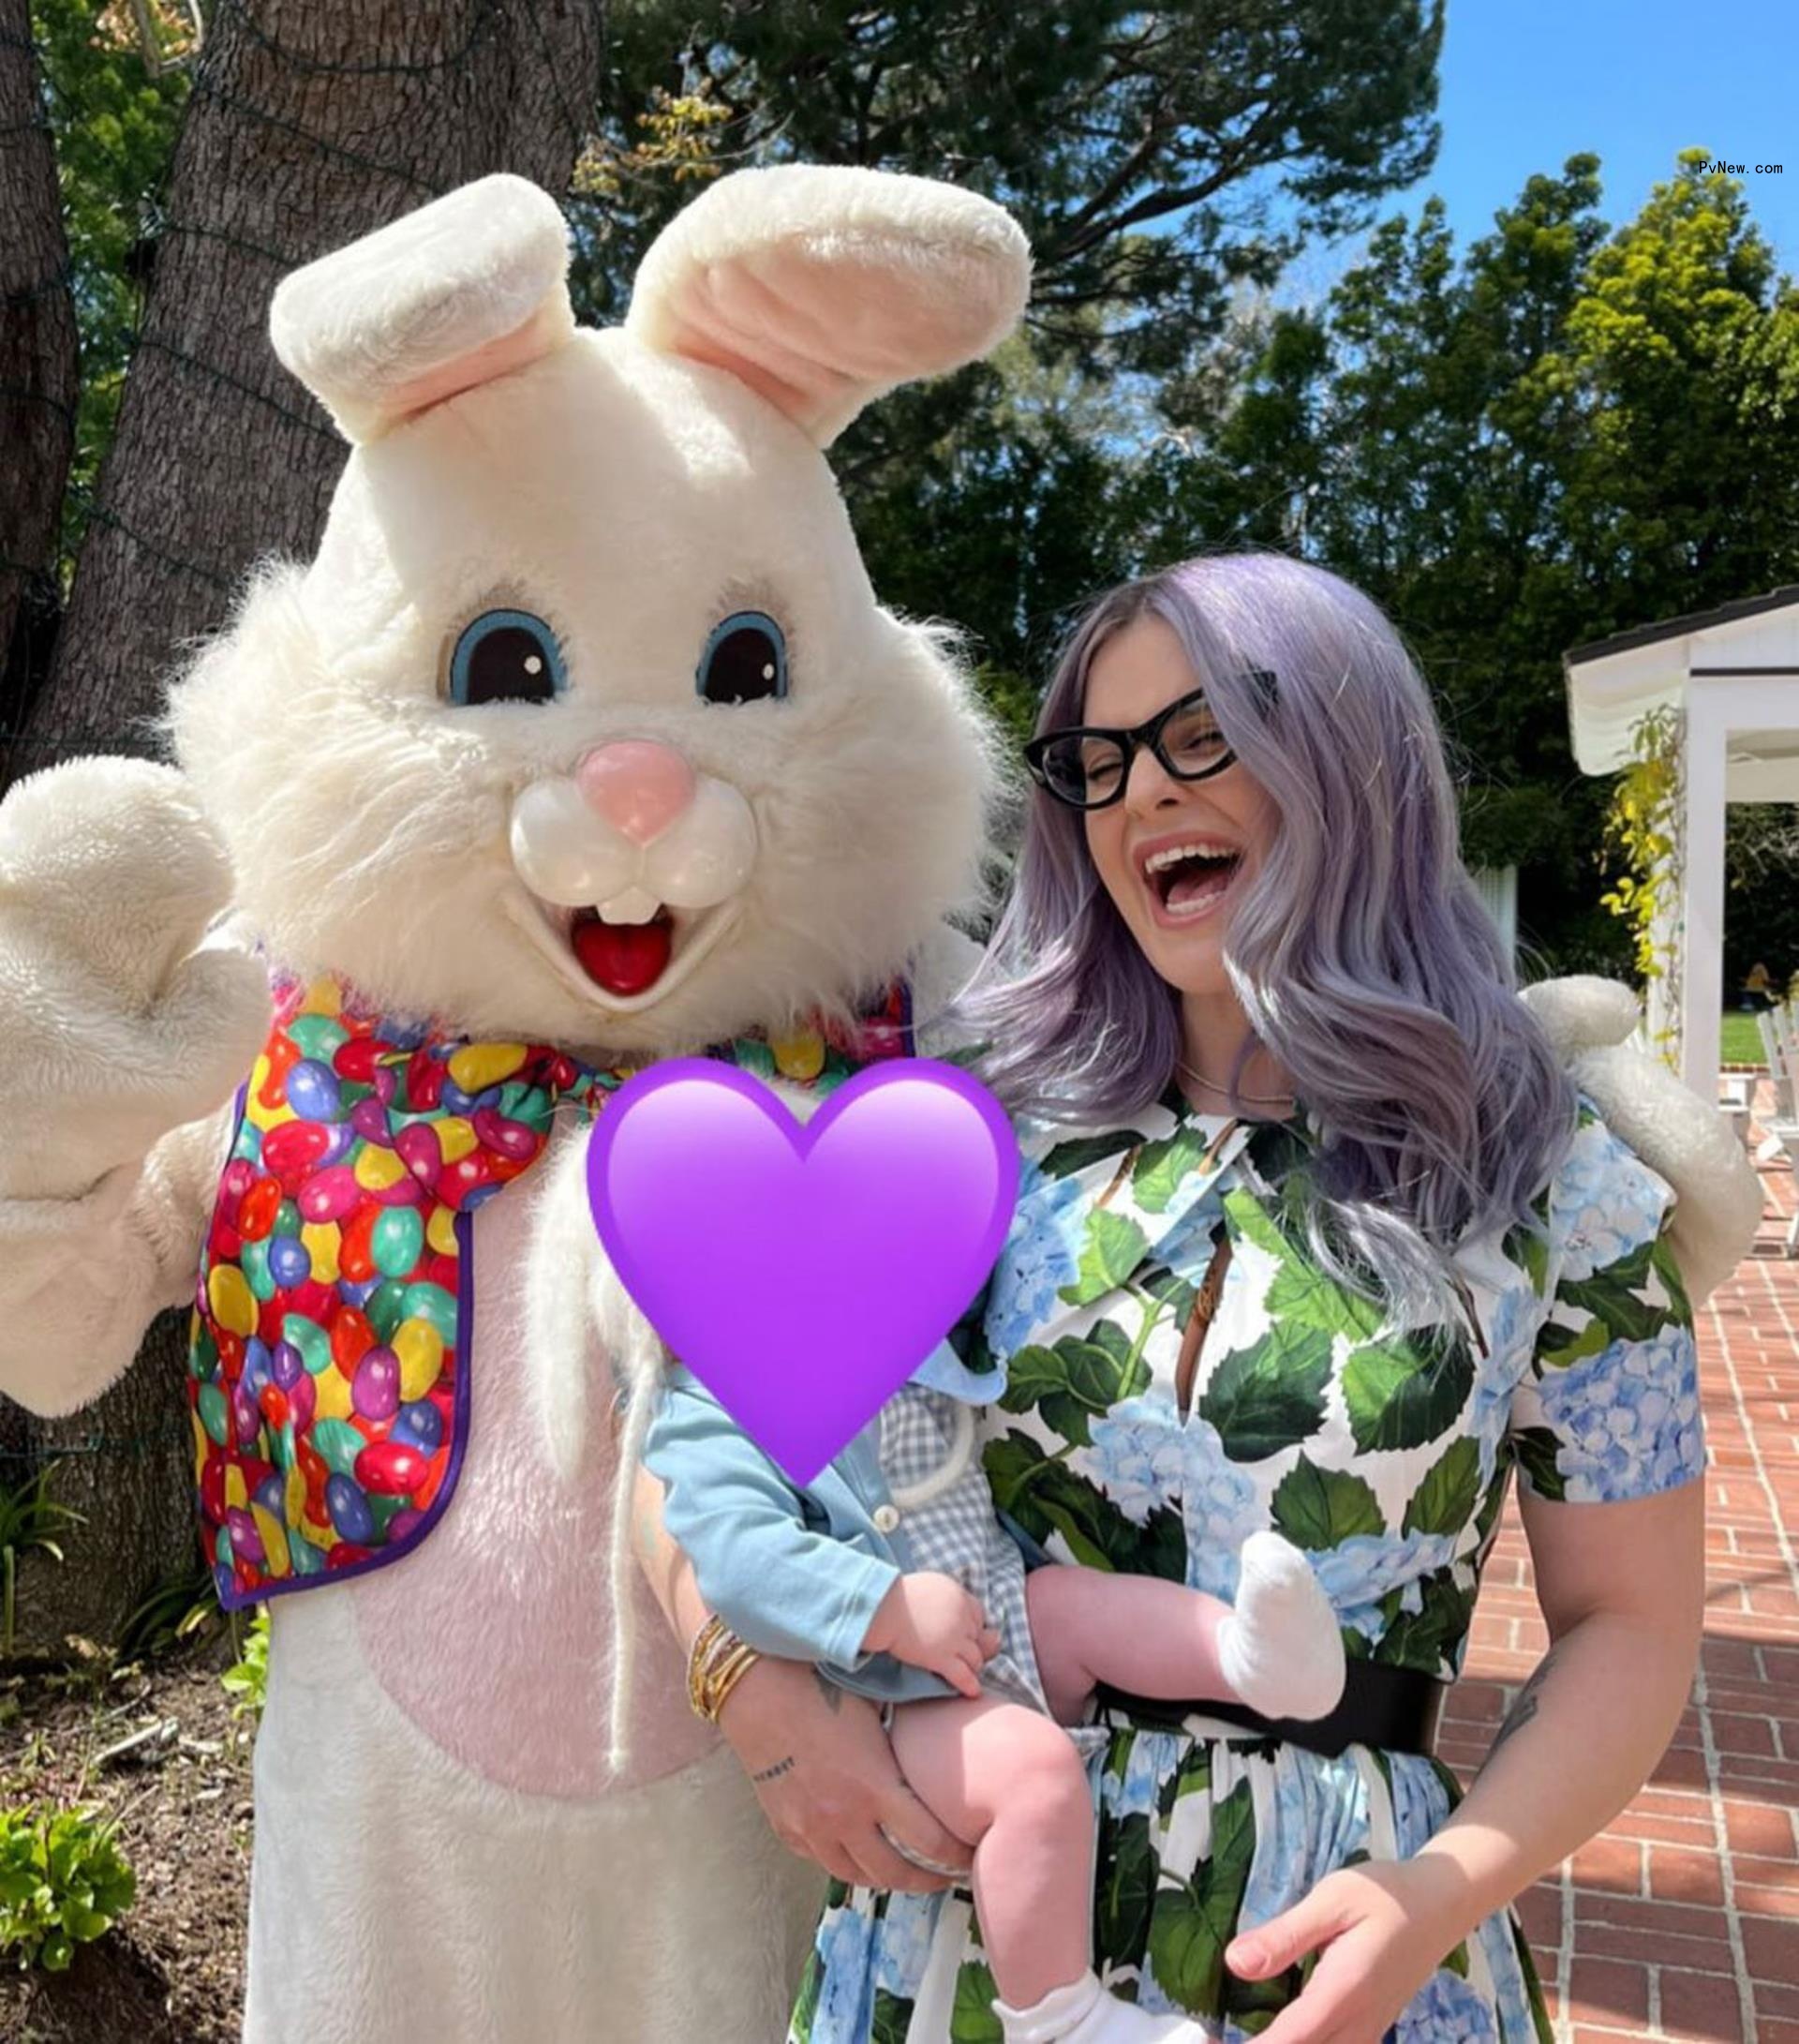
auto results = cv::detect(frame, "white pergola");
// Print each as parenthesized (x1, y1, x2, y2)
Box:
(1565, 586, 1799, 1097)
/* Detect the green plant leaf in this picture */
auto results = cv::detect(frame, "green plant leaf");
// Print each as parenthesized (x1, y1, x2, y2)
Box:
(1132, 1126, 1216, 1213)
(1340, 1335, 1474, 1454)
(1403, 1438, 1483, 1536)
(1197, 1326, 1332, 1461)
(1268, 1456, 1385, 1548)
(1063, 1209, 1150, 1305)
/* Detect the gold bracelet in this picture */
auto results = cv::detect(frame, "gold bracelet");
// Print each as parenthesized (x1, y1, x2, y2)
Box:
(687, 1616, 728, 1716)
(700, 1643, 762, 1723)
(687, 1618, 763, 1723)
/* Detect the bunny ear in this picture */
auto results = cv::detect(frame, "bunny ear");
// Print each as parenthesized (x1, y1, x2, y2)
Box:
(270, 174, 576, 444)
(625, 165, 1032, 446)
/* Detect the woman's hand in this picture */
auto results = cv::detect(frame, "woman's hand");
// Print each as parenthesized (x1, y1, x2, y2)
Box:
(1224, 1858, 1466, 2043)
(714, 1653, 975, 1894)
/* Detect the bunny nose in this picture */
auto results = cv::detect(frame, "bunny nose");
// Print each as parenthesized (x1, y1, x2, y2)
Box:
(574, 741, 696, 846)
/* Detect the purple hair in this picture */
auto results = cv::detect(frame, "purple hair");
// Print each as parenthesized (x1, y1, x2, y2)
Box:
(950, 552, 1578, 1324)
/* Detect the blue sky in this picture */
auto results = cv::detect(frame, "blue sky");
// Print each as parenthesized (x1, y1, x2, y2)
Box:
(1286, 0, 1798, 298)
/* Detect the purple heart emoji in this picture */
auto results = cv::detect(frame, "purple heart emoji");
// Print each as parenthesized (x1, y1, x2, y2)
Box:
(585, 1058, 1018, 1485)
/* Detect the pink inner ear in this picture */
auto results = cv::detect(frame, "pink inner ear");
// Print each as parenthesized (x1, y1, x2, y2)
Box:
(661, 242, 1004, 441)
(382, 297, 568, 426)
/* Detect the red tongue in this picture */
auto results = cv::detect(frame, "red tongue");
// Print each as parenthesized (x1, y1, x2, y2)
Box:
(571, 916, 673, 995)
(1166, 862, 1233, 910)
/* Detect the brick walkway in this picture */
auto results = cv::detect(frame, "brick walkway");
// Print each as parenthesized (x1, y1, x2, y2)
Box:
(1450, 1087, 1799, 2041)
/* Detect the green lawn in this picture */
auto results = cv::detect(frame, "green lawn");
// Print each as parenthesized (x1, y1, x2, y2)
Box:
(1721, 1010, 1771, 1065)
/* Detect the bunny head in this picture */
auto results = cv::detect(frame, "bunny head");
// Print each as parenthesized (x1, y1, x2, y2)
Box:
(166, 170, 1031, 1053)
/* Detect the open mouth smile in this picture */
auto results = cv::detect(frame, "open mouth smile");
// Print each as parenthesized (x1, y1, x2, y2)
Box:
(1137, 837, 1243, 925)
(504, 890, 738, 1009)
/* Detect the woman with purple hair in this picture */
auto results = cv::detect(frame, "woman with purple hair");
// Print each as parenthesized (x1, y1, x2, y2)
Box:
(656, 554, 1707, 2043)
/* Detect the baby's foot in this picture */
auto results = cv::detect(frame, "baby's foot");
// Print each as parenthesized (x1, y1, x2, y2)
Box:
(993, 1969, 1216, 2042)
(1216, 1529, 1346, 1722)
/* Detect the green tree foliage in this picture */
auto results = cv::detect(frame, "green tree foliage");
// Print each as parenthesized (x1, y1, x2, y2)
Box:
(29, 0, 188, 567)
(1148, 150, 1799, 971)
(586, 0, 1445, 693)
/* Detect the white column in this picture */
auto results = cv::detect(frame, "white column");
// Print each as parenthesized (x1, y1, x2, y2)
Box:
(1679, 705, 1727, 1097)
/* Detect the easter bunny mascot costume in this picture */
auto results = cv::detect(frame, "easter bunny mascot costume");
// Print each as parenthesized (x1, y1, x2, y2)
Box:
(0, 166, 1763, 2044)
(0, 166, 1031, 2043)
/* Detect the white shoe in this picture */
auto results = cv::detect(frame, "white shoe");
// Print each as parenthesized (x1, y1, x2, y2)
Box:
(992, 1969, 1215, 2042)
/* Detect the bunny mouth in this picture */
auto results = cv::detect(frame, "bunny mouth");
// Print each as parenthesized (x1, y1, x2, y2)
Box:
(506, 890, 740, 1010)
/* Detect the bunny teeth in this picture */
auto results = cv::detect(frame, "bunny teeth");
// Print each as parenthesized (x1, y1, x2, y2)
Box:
(593, 887, 663, 926)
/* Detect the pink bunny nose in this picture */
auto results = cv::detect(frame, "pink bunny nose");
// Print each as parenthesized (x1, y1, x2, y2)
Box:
(574, 741, 696, 845)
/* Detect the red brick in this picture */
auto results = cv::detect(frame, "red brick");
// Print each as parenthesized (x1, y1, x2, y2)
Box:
(1657, 1966, 1746, 2039)
(1570, 1836, 1644, 1895)
(1723, 1797, 1795, 1857)
(1567, 1955, 1649, 2025)
(1648, 1847, 1727, 1906)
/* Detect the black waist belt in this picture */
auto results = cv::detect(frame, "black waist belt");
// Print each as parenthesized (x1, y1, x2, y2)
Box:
(1092, 1659, 1447, 1760)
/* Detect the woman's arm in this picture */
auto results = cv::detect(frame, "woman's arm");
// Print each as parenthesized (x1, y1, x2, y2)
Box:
(630, 1461, 974, 1895)
(1407, 1476, 1704, 1919)
(1227, 1478, 1705, 2044)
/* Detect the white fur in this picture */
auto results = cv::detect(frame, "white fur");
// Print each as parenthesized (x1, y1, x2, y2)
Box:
(1524, 977, 1765, 1304)
(270, 174, 576, 443)
(627, 164, 1033, 445)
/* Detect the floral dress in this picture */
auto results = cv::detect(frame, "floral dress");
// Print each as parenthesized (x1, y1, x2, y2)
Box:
(786, 1085, 1703, 2044)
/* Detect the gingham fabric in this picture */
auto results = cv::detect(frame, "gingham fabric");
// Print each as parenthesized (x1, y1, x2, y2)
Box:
(877, 1384, 1046, 1713)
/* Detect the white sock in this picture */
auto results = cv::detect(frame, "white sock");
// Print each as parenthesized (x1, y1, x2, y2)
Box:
(992, 1969, 1216, 2043)
(1216, 1529, 1346, 1722)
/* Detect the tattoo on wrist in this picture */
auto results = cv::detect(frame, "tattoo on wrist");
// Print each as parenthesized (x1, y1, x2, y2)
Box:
(811, 1666, 843, 1714)
(751, 1755, 795, 1784)
(1482, 1649, 1558, 1769)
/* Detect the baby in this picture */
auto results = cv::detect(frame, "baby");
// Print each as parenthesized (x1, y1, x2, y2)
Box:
(643, 1337, 1346, 2044)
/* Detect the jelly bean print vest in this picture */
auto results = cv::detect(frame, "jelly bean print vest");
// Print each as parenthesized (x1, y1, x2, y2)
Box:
(187, 970, 914, 1608)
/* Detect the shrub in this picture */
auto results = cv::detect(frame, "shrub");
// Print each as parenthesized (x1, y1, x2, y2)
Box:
(0, 1804, 135, 1972)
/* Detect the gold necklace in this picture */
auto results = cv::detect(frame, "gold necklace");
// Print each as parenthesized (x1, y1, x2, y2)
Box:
(1174, 1057, 1295, 1108)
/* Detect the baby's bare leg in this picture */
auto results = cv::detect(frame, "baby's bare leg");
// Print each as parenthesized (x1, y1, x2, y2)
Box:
(1027, 1533, 1345, 1725)
(889, 1694, 1095, 2010)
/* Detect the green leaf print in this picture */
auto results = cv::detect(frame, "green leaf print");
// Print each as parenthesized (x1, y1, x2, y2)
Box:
(1473, 1462, 1510, 1544)
(1144, 1779, 1256, 2013)
(1444, 1939, 1471, 1978)
(1269, 1455, 1385, 1549)
(1085, 1317, 1137, 1369)
(1404, 1437, 1483, 1536)
(789, 1943, 823, 2039)
(1221, 1186, 1290, 1263)
(1131, 1125, 1218, 1214)
(1374, 1574, 1476, 1675)
(1549, 1233, 1668, 1345)
(1533, 1312, 1613, 1370)
(951, 1957, 1004, 2042)
(1064, 1209, 1152, 1306)
(1510, 1425, 1567, 1501)
(1040, 1130, 1145, 1178)
(985, 1431, 1185, 1577)
(1160, 1741, 1213, 1822)
(1504, 1221, 1551, 1295)
(871, 1990, 912, 2044)
(1652, 1230, 1693, 1319)
(1197, 1325, 1333, 1462)
(1094, 1811, 1157, 1964)
(999, 1334, 1151, 1449)
(1341, 1332, 1475, 1455)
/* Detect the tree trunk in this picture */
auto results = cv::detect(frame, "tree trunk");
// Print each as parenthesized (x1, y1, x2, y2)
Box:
(0, 0, 78, 764)
(4, 0, 604, 1650)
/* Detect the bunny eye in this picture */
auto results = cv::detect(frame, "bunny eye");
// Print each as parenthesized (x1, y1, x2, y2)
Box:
(446, 609, 567, 706)
(697, 611, 787, 706)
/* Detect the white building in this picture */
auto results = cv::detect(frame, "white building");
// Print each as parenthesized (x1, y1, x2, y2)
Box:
(1564, 586, 1799, 1095)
